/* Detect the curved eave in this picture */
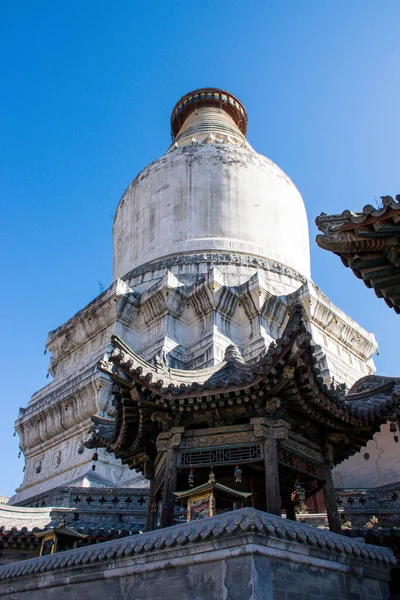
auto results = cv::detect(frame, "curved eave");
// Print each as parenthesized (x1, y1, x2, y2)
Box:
(316, 197, 400, 313)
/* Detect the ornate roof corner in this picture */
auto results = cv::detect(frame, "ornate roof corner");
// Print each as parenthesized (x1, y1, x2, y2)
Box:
(85, 414, 117, 450)
(316, 195, 400, 313)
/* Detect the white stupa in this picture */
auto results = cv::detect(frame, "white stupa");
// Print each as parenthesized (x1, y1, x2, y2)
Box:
(11, 88, 376, 506)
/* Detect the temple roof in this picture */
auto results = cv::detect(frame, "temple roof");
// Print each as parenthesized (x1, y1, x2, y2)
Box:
(173, 481, 252, 501)
(0, 508, 394, 583)
(34, 523, 88, 540)
(87, 306, 399, 473)
(0, 525, 141, 545)
(316, 195, 400, 313)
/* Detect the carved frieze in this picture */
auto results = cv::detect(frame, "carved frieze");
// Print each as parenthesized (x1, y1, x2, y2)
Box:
(178, 444, 263, 467)
(280, 438, 323, 464)
(277, 447, 325, 481)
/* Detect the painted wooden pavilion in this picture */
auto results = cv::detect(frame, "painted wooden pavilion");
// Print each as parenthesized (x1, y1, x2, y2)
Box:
(87, 306, 399, 534)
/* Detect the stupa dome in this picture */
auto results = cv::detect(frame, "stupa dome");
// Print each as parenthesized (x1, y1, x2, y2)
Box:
(113, 88, 311, 280)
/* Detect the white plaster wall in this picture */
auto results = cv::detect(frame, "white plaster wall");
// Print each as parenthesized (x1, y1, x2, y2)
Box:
(333, 424, 400, 488)
(113, 145, 311, 280)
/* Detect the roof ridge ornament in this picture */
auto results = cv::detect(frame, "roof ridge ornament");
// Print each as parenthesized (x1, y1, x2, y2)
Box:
(223, 344, 244, 363)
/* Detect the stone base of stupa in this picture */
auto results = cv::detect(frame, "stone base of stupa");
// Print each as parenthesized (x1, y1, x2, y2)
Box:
(0, 508, 394, 600)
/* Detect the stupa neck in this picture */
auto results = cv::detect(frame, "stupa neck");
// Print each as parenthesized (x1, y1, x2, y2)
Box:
(173, 106, 246, 146)
(170, 88, 248, 148)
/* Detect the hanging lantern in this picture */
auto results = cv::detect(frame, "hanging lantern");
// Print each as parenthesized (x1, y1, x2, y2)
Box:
(179, 502, 185, 518)
(234, 464, 242, 483)
(91, 450, 98, 472)
(151, 497, 158, 513)
(188, 468, 195, 487)
(390, 422, 397, 433)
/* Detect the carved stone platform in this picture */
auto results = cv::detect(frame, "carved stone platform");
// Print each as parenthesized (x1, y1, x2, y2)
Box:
(0, 508, 394, 599)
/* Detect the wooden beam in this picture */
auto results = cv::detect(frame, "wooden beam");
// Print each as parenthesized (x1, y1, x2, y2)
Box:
(350, 256, 387, 269)
(145, 478, 157, 532)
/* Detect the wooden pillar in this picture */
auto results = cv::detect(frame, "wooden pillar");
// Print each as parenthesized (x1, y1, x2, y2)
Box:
(145, 478, 156, 532)
(155, 427, 184, 529)
(159, 446, 179, 528)
(322, 461, 342, 534)
(263, 437, 281, 516)
(281, 487, 296, 521)
(314, 489, 324, 514)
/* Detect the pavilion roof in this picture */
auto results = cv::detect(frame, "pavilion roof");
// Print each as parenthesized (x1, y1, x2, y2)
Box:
(87, 306, 400, 473)
(316, 195, 400, 313)
(173, 481, 252, 501)
(0, 525, 141, 547)
(34, 523, 88, 540)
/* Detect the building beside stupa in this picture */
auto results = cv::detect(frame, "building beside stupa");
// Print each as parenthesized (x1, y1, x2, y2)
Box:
(316, 199, 400, 530)
(6, 88, 392, 531)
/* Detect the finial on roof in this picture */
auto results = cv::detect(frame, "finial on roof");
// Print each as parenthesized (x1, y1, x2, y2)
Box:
(208, 468, 215, 484)
(224, 344, 244, 363)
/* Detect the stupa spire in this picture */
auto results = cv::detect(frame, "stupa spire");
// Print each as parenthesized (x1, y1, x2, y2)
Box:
(170, 88, 248, 147)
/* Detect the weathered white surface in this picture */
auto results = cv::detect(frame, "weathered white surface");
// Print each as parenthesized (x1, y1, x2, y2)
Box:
(113, 144, 311, 281)
(123, 264, 376, 383)
(334, 423, 400, 488)
(10, 280, 148, 506)
(172, 106, 247, 146)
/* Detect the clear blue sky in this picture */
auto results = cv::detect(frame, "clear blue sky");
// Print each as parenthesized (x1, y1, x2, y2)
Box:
(1, 0, 399, 497)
